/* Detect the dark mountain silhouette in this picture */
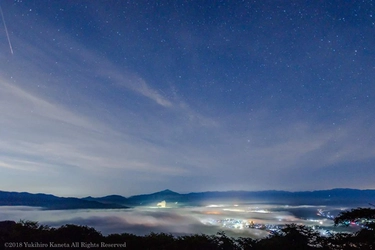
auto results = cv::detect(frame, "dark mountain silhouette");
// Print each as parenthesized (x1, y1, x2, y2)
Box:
(83, 189, 182, 206)
(83, 195, 129, 205)
(1, 188, 374, 209)
(0, 191, 128, 210)
(84, 188, 375, 207)
(183, 189, 375, 206)
(127, 189, 182, 205)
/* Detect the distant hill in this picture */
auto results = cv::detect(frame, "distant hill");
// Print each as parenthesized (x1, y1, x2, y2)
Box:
(127, 189, 182, 205)
(1, 188, 374, 209)
(83, 195, 129, 205)
(132, 188, 375, 206)
(183, 189, 375, 206)
(83, 189, 182, 206)
(0, 191, 128, 210)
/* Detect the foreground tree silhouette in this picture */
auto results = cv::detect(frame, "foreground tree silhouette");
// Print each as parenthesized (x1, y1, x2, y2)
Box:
(333, 207, 375, 250)
(106, 233, 141, 249)
(334, 207, 375, 228)
(255, 224, 326, 250)
(236, 236, 256, 250)
(53, 224, 103, 243)
(9, 220, 53, 242)
(326, 232, 357, 250)
(176, 234, 221, 250)
(212, 231, 241, 250)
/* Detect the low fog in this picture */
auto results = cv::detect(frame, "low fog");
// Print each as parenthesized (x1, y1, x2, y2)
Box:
(0, 203, 351, 238)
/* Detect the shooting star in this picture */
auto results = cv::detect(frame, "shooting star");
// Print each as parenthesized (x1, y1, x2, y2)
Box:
(0, 4, 13, 54)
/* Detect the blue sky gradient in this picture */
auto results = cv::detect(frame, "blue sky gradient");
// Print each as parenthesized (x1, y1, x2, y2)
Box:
(0, 0, 374, 196)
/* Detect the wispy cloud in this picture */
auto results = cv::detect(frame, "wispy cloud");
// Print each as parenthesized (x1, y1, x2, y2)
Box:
(0, 80, 100, 132)
(0, 76, 188, 176)
(2, 67, 374, 194)
(100, 69, 173, 108)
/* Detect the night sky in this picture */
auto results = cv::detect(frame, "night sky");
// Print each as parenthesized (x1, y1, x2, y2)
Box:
(0, 0, 374, 197)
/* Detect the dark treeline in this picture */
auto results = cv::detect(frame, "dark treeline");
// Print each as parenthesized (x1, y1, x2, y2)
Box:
(0, 207, 374, 250)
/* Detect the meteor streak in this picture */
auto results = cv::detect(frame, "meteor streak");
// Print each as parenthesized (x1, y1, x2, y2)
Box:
(0, 4, 13, 54)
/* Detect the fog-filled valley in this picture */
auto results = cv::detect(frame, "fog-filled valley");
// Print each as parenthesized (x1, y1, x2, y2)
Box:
(0, 202, 360, 238)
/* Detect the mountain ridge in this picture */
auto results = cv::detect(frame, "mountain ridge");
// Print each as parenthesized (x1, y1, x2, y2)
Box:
(1, 188, 374, 209)
(0, 190, 128, 210)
